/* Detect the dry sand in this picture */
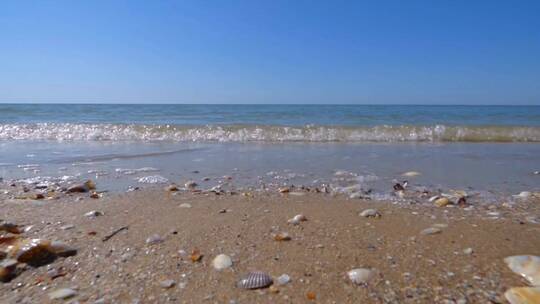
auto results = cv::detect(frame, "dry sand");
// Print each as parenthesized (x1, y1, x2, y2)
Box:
(1, 188, 540, 303)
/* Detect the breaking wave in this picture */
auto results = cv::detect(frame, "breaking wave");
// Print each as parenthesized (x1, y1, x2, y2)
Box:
(1, 123, 539, 143)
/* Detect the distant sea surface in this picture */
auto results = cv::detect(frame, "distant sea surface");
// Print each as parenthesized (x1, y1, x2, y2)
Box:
(1, 104, 539, 142)
(1, 104, 539, 198)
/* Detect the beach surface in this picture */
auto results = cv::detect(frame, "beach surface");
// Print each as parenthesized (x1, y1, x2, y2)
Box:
(1, 186, 540, 303)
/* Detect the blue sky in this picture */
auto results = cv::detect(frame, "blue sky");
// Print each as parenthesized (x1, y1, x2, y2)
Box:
(1, 0, 539, 104)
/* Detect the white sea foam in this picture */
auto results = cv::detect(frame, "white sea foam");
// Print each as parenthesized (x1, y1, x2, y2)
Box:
(1, 123, 539, 142)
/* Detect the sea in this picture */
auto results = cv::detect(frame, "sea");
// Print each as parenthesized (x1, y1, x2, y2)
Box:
(1, 104, 539, 202)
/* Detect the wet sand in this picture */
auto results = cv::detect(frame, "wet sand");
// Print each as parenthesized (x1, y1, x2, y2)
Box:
(1, 189, 540, 303)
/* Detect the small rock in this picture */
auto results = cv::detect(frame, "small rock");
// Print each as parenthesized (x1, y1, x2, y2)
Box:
(463, 248, 474, 255)
(145, 234, 164, 245)
(48, 288, 77, 300)
(421, 227, 442, 235)
(179, 203, 192, 208)
(212, 254, 233, 270)
(277, 274, 291, 285)
(359, 209, 381, 218)
(60, 225, 75, 230)
(67, 180, 95, 193)
(347, 268, 376, 285)
(185, 181, 197, 189)
(159, 279, 176, 289)
(49, 241, 77, 257)
(278, 187, 290, 193)
(287, 214, 307, 225)
(165, 184, 179, 192)
(273, 232, 291, 241)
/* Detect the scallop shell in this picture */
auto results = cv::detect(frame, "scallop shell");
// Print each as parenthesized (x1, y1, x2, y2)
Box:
(504, 255, 540, 286)
(505, 287, 540, 304)
(237, 271, 273, 289)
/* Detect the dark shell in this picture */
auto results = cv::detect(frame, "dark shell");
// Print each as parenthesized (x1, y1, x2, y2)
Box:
(237, 271, 273, 289)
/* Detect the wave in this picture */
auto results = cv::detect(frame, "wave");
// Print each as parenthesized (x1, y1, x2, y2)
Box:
(0, 123, 539, 143)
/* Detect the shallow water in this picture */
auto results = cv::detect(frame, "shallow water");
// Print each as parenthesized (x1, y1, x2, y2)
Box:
(1, 140, 539, 200)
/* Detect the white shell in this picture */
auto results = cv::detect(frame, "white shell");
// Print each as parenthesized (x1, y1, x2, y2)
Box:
(421, 227, 442, 235)
(347, 268, 376, 285)
(288, 214, 307, 225)
(48, 288, 77, 300)
(505, 287, 540, 304)
(359, 209, 380, 218)
(504, 255, 540, 286)
(277, 274, 291, 285)
(212, 254, 233, 270)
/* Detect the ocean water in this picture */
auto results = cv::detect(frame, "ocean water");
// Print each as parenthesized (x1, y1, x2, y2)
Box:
(1, 104, 539, 200)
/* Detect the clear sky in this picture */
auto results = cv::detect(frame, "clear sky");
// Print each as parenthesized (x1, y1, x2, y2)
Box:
(1, 0, 539, 104)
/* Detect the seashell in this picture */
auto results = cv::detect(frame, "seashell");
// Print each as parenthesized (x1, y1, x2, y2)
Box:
(278, 187, 290, 193)
(434, 197, 450, 207)
(7, 238, 57, 267)
(504, 255, 540, 286)
(212, 254, 232, 270)
(49, 241, 77, 257)
(514, 191, 532, 199)
(288, 214, 307, 225)
(421, 227, 442, 235)
(306, 291, 316, 300)
(185, 181, 197, 189)
(160, 279, 176, 289)
(277, 274, 291, 285)
(0, 222, 21, 234)
(402, 171, 421, 177)
(48, 288, 77, 300)
(273, 232, 291, 241)
(463, 248, 474, 255)
(359, 209, 381, 218)
(347, 268, 376, 285)
(179, 203, 192, 208)
(190, 248, 203, 262)
(84, 210, 103, 218)
(166, 184, 179, 192)
(0, 259, 18, 282)
(505, 287, 540, 304)
(146, 234, 164, 245)
(236, 271, 273, 289)
(428, 195, 440, 202)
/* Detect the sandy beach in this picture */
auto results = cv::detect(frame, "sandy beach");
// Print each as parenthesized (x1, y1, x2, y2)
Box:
(2, 184, 539, 303)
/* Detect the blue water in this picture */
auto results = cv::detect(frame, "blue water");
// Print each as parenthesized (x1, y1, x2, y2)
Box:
(1, 104, 539, 198)
(1, 104, 539, 126)
(1, 104, 539, 142)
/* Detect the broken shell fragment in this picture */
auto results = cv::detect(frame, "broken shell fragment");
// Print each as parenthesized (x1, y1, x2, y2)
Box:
(7, 238, 57, 267)
(84, 210, 104, 218)
(504, 255, 540, 286)
(287, 214, 307, 225)
(278, 187, 290, 193)
(505, 287, 540, 304)
(190, 249, 203, 262)
(347, 268, 376, 285)
(237, 271, 273, 289)
(359, 209, 381, 218)
(273, 232, 291, 241)
(0, 259, 18, 282)
(421, 227, 442, 235)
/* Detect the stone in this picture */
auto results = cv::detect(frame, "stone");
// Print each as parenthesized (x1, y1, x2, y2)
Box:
(212, 254, 233, 270)
(48, 288, 77, 300)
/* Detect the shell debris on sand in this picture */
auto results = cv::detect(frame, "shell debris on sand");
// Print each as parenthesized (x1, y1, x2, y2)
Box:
(504, 255, 540, 286)
(237, 271, 273, 289)
(434, 197, 451, 207)
(212, 254, 233, 271)
(505, 287, 540, 304)
(273, 232, 291, 241)
(421, 227, 442, 235)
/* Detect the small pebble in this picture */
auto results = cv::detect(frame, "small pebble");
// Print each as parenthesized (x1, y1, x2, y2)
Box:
(159, 279, 175, 289)
(48, 288, 77, 300)
(146, 234, 164, 245)
(421, 227, 442, 235)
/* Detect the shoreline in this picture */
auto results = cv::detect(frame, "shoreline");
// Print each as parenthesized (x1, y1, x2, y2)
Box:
(1, 187, 540, 303)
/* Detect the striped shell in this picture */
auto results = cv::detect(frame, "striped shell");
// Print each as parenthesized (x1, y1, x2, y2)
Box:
(237, 271, 273, 289)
